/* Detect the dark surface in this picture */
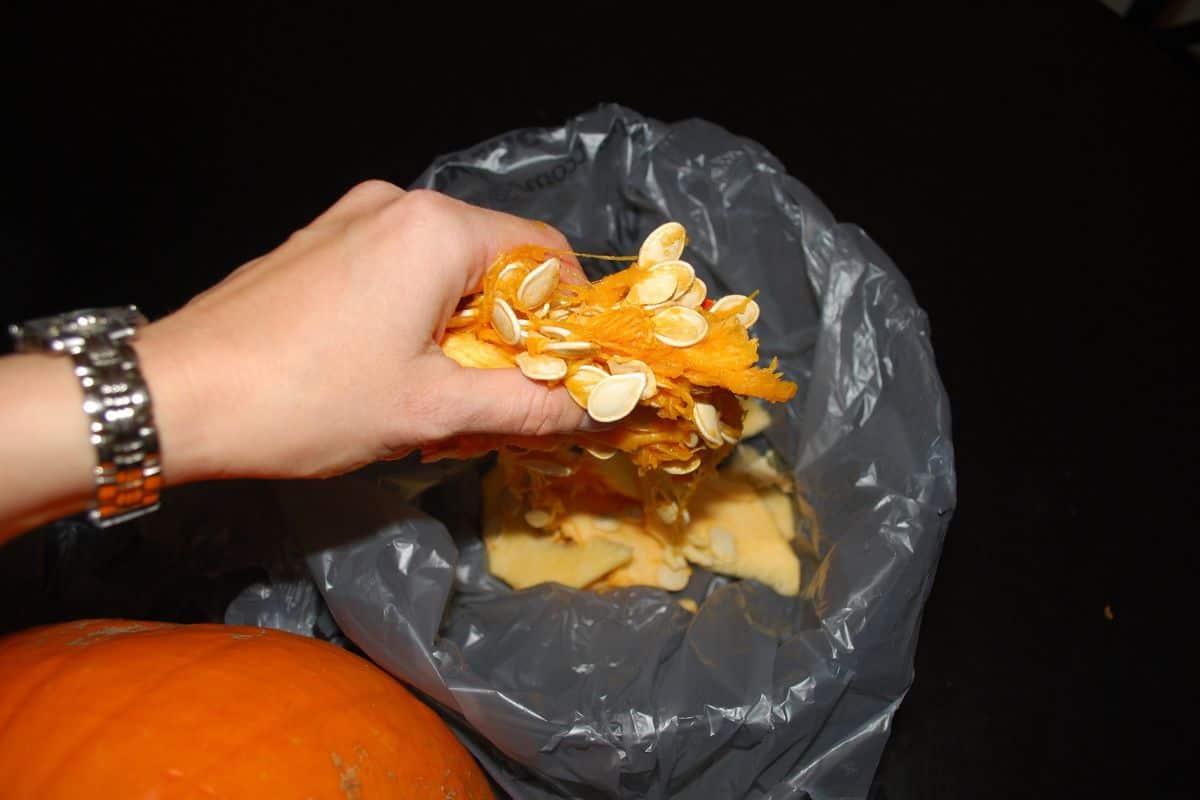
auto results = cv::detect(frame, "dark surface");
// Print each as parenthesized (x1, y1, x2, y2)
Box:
(11, 4, 1197, 798)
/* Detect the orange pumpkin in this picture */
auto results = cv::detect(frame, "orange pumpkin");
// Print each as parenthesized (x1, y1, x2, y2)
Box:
(0, 619, 494, 800)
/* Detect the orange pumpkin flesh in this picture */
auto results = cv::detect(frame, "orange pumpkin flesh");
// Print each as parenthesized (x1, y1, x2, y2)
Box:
(0, 619, 494, 800)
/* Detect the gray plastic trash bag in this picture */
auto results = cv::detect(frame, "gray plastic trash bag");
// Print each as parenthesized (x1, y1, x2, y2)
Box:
(256, 105, 955, 799)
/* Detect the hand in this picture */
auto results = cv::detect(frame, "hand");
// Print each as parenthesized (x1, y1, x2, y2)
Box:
(139, 181, 587, 482)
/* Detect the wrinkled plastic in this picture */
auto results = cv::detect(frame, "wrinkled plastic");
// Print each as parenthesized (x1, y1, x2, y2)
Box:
(232, 105, 956, 799)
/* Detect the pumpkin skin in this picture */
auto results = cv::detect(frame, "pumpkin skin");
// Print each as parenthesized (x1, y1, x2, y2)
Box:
(0, 619, 494, 800)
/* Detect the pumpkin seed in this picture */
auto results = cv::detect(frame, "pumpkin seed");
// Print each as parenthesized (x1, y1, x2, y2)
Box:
(652, 306, 708, 347)
(584, 444, 617, 460)
(515, 352, 568, 381)
(445, 307, 478, 328)
(491, 298, 521, 345)
(497, 261, 522, 282)
(678, 277, 707, 308)
(542, 340, 597, 356)
(661, 457, 701, 475)
(639, 221, 687, 267)
(656, 501, 680, 524)
(517, 257, 560, 310)
(587, 372, 646, 423)
(523, 459, 575, 477)
(548, 308, 571, 321)
(720, 425, 740, 445)
(626, 270, 678, 306)
(739, 302, 760, 328)
(651, 260, 695, 299)
(711, 294, 760, 328)
(524, 509, 553, 528)
(540, 325, 572, 339)
(565, 365, 608, 409)
(607, 357, 657, 399)
(693, 402, 723, 447)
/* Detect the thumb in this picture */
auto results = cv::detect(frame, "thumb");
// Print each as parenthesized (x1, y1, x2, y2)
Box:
(428, 357, 585, 438)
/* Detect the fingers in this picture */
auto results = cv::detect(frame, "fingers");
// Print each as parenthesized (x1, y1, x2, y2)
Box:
(556, 255, 589, 286)
(393, 190, 586, 294)
(314, 180, 406, 228)
(453, 197, 585, 289)
(425, 356, 585, 438)
(319, 184, 586, 300)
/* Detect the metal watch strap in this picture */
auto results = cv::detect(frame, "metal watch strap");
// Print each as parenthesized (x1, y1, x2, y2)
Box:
(70, 336, 163, 527)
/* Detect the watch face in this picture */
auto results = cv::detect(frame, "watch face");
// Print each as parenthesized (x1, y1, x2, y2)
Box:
(10, 306, 146, 353)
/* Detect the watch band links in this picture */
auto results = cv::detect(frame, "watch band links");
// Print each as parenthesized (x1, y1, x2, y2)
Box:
(71, 337, 162, 527)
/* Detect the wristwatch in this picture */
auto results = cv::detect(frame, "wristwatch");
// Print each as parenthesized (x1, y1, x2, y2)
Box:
(9, 306, 163, 527)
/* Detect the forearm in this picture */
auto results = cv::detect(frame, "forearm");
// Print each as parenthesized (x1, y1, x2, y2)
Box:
(0, 184, 588, 544)
(0, 321, 216, 545)
(0, 353, 96, 541)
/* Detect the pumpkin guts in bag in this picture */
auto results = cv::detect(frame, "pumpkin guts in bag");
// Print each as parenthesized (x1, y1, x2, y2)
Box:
(428, 223, 809, 596)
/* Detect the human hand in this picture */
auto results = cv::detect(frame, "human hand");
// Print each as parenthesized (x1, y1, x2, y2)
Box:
(138, 182, 587, 483)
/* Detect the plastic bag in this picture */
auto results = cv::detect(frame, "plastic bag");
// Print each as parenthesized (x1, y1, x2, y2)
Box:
(238, 105, 955, 799)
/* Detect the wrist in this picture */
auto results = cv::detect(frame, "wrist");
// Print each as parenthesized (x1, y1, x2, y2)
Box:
(4, 305, 176, 538)
(134, 314, 228, 486)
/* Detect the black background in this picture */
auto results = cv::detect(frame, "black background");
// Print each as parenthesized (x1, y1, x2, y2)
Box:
(10, 3, 1198, 798)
